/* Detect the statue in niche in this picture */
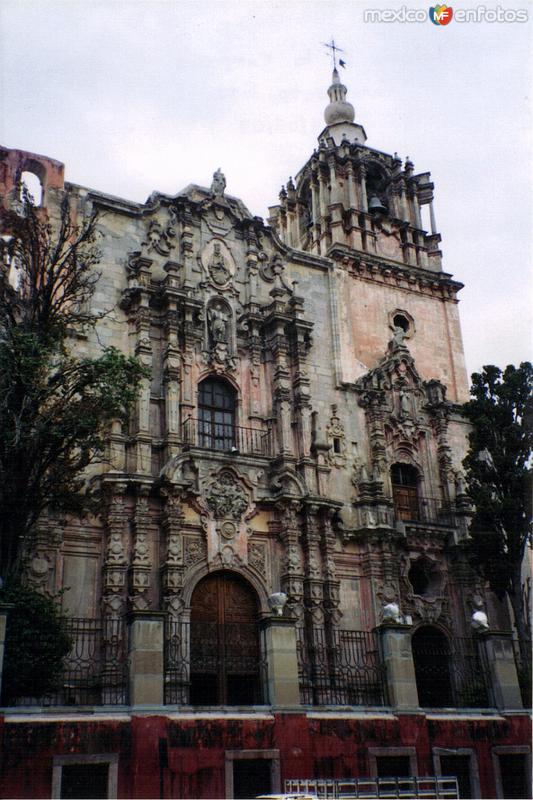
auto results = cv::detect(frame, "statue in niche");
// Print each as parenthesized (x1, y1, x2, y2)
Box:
(208, 242, 231, 286)
(399, 388, 411, 419)
(208, 304, 229, 344)
(392, 325, 407, 348)
(210, 168, 226, 198)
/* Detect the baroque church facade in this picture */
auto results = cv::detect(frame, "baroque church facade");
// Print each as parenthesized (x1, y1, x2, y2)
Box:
(0, 71, 530, 799)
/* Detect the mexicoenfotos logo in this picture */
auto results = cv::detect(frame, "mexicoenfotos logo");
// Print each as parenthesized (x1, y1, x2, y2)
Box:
(429, 4, 454, 24)
(363, 5, 528, 23)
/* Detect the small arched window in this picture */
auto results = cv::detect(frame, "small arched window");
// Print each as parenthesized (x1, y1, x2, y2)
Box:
(198, 377, 236, 451)
(19, 171, 43, 206)
(391, 463, 419, 521)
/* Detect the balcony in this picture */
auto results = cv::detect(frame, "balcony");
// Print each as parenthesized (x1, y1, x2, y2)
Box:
(182, 416, 273, 458)
(393, 494, 456, 527)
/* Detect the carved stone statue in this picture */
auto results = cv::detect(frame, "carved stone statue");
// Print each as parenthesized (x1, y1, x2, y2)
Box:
(208, 242, 231, 286)
(392, 325, 407, 348)
(210, 168, 226, 198)
(208, 304, 229, 344)
(399, 388, 410, 418)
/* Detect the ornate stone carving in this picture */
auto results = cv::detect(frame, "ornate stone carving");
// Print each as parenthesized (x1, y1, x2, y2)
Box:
(248, 541, 267, 577)
(184, 536, 207, 569)
(142, 211, 176, 257)
(204, 471, 249, 519)
(220, 520, 237, 540)
(326, 404, 347, 466)
(208, 242, 231, 285)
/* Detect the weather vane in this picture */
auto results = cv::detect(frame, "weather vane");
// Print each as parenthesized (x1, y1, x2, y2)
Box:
(323, 38, 347, 70)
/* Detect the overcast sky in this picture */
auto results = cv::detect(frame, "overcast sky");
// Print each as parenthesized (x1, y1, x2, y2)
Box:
(1, 0, 531, 380)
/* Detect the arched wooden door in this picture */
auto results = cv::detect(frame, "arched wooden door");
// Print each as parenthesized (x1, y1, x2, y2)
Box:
(190, 572, 261, 705)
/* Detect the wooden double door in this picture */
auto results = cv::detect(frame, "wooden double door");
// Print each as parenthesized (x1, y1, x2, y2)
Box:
(190, 572, 262, 705)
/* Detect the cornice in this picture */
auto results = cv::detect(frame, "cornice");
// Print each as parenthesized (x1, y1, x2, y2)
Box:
(327, 243, 463, 299)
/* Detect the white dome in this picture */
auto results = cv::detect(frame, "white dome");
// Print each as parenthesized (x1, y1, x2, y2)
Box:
(324, 99, 355, 125)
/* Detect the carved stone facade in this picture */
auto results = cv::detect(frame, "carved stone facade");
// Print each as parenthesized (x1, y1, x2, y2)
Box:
(0, 70, 483, 647)
(1, 66, 529, 800)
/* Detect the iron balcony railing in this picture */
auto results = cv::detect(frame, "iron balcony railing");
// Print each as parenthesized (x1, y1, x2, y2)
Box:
(1, 617, 128, 707)
(393, 495, 456, 527)
(296, 627, 387, 706)
(284, 776, 459, 799)
(413, 635, 491, 708)
(182, 416, 273, 457)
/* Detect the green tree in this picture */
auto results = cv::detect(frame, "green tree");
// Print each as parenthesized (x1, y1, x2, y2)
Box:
(0, 190, 147, 580)
(462, 362, 533, 662)
(0, 582, 72, 703)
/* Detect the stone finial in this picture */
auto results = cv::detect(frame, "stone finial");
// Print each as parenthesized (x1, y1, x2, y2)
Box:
(268, 592, 288, 617)
(471, 610, 490, 632)
(324, 68, 355, 125)
(382, 602, 402, 624)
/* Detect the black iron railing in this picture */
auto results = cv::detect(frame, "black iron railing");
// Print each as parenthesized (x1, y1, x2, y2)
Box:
(164, 619, 268, 705)
(182, 416, 272, 457)
(412, 635, 491, 708)
(3, 617, 128, 706)
(394, 495, 456, 526)
(296, 627, 387, 706)
(512, 638, 532, 708)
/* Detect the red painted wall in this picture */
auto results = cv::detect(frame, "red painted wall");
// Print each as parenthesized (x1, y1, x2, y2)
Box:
(0, 713, 530, 799)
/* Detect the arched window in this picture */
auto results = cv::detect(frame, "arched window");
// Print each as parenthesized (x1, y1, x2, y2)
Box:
(190, 572, 262, 705)
(412, 626, 452, 707)
(198, 377, 236, 451)
(391, 463, 419, 521)
(20, 171, 43, 206)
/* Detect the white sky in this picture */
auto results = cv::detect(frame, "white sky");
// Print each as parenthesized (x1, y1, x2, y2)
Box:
(1, 0, 531, 379)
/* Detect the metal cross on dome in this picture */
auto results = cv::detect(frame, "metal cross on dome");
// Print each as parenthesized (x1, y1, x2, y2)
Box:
(323, 38, 347, 70)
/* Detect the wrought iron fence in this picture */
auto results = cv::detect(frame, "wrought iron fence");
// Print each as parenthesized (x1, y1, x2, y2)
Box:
(182, 416, 273, 457)
(412, 634, 491, 708)
(164, 619, 268, 705)
(511, 638, 532, 708)
(296, 627, 387, 706)
(394, 495, 456, 527)
(3, 617, 128, 706)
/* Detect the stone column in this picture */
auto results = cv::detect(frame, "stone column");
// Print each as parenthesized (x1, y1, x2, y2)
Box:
(376, 623, 419, 710)
(346, 163, 356, 209)
(478, 631, 523, 710)
(261, 617, 301, 707)
(128, 611, 166, 706)
(359, 165, 368, 212)
(429, 200, 437, 234)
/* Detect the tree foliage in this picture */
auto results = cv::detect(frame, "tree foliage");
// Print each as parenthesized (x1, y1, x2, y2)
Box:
(462, 362, 533, 643)
(0, 190, 147, 579)
(0, 582, 71, 702)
